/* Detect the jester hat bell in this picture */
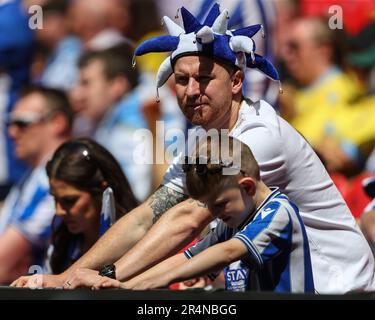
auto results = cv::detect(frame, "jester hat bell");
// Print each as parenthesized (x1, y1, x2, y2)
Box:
(134, 3, 281, 99)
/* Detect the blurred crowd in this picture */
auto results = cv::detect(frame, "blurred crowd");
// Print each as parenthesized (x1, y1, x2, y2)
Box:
(0, 0, 375, 285)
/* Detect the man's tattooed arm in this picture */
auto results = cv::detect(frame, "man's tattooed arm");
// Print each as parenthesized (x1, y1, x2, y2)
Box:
(148, 185, 188, 223)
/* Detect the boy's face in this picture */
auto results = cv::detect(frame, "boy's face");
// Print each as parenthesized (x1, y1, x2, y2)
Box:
(202, 184, 255, 228)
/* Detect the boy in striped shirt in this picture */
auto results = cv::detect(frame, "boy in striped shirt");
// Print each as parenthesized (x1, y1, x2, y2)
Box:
(94, 135, 314, 293)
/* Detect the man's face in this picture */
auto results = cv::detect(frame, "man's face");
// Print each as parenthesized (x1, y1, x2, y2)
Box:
(202, 185, 254, 229)
(8, 93, 51, 163)
(73, 59, 116, 121)
(282, 21, 321, 85)
(173, 55, 236, 130)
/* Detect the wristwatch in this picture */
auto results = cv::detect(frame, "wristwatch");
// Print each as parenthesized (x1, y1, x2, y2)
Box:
(98, 264, 116, 279)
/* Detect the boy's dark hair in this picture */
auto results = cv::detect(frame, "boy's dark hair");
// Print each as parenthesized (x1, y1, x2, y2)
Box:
(185, 135, 260, 200)
(78, 44, 139, 89)
(19, 85, 74, 131)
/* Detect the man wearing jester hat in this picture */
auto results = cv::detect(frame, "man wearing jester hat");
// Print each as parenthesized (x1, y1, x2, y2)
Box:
(12, 4, 375, 293)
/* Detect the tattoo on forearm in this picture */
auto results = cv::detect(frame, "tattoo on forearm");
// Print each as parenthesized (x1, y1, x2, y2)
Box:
(148, 186, 188, 223)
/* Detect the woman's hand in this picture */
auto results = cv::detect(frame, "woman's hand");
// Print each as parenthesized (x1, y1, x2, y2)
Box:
(10, 274, 64, 288)
(62, 268, 102, 289)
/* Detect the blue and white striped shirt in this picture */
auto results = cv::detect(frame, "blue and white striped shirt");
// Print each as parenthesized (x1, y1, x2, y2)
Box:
(0, 163, 55, 265)
(184, 188, 314, 293)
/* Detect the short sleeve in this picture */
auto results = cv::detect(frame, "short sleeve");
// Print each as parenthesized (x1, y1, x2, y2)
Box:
(184, 222, 230, 258)
(233, 201, 292, 267)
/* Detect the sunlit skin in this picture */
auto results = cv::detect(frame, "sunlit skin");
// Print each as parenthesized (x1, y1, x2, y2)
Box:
(200, 177, 271, 228)
(8, 93, 54, 166)
(282, 19, 332, 86)
(50, 179, 101, 253)
(173, 55, 244, 131)
(72, 59, 117, 122)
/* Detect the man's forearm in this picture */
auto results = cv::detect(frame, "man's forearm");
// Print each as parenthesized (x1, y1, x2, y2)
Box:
(115, 199, 213, 281)
(62, 201, 154, 275)
(63, 186, 188, 277)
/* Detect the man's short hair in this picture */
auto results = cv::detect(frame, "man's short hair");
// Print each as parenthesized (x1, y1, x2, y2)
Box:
(306, 17, 347, 68)
(78, 44, 139, 89)
(185, 134, 260, 200)
(19, 85, 74, 131)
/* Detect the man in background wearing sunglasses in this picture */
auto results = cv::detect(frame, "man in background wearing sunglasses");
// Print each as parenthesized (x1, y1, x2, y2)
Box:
(0, 86, 73, 284)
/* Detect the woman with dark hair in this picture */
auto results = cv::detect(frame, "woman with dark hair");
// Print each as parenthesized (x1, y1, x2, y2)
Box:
(44, 138, 138, 274)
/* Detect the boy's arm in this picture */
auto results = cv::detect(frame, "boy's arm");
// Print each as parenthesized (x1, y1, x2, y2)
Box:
(94, 238, 248, 290)
(154, 239, 248, 287)
(116, 200, 295, 290)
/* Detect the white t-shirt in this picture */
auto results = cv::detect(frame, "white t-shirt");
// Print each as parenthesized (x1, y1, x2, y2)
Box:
(162, 98, 375, 293)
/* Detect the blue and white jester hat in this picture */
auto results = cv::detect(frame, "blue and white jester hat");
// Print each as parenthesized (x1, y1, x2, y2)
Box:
(134, 3, 281, 100)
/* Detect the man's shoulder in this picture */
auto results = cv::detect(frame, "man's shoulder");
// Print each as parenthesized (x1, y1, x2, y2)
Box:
(7, 166, 52, 211)
(241, 98, 277, 113)
(232, 98, 279, 131)
(29, 164, 50, 189)
(231, 100, 285, 158)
